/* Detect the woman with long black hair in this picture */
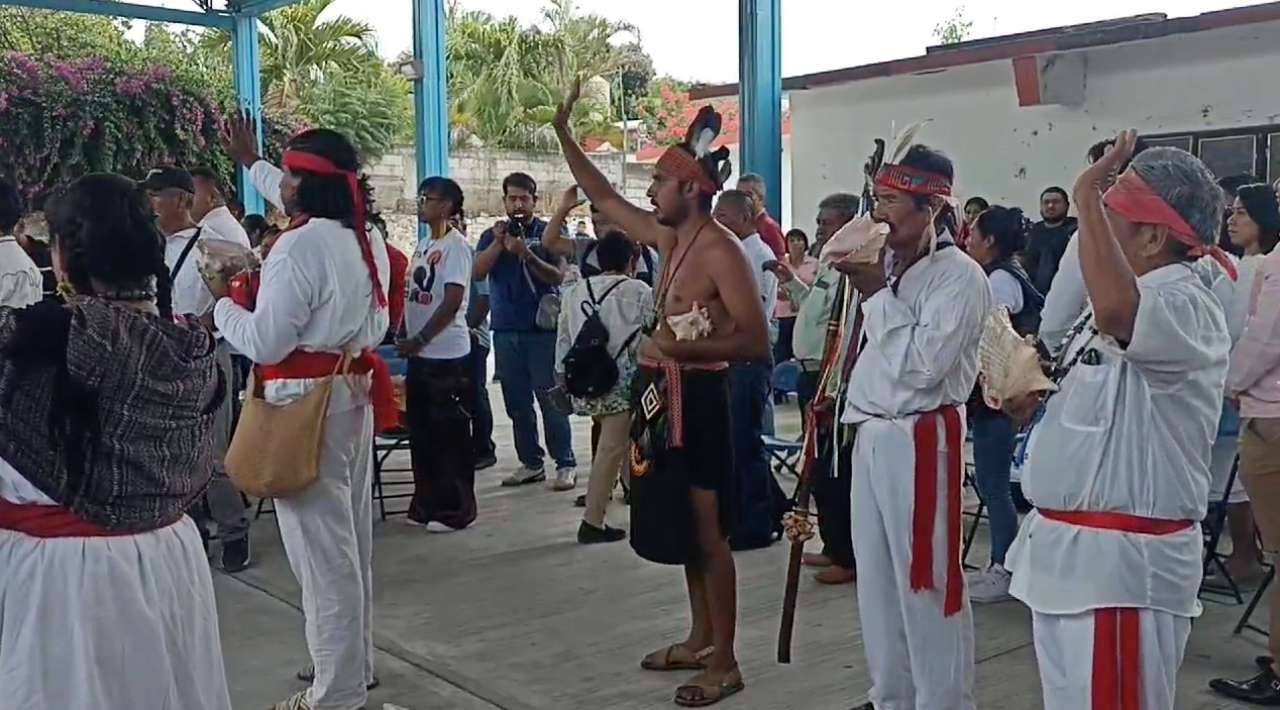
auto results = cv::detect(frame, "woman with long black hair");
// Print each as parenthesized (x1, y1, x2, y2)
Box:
(964, 205, 1043, 604)
(0, 173, 231, 709)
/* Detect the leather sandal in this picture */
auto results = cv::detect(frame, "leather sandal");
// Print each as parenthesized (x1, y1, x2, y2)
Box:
(674, 666, 745, 707)
(640, 643, 715, 671)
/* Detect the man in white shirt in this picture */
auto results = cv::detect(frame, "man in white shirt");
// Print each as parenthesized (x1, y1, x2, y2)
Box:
(840, 144, 991, 710)
(712, 189, 781, 550)
(142, 166, 252, 573)
(220, 119, 391, 710)
(396, 176, 476, 531)
(0, 180, 42, 309)
(1005, 137, 1231, 710)
(191, 166, 251, 249)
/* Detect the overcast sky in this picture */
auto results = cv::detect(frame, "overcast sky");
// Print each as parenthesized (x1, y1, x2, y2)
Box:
(138, 0, 1249, 84)
(317, 0, 1247, 83)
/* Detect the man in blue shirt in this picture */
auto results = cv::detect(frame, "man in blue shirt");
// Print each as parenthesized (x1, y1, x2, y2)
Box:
(474, 173, 577, 488)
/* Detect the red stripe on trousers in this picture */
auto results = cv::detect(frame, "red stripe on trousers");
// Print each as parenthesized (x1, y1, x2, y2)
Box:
(909, 405, 964, 617)
(1092, 608, 1142, 710)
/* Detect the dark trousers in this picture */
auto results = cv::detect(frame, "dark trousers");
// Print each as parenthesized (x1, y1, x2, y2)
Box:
(406, 356, 477, 529)
(814, 432, 855, 569)
(774, 316, 797, 364)
(797, 368, 853, 568)
(468, 336, 496, 460)
(728, 361, 777, 550)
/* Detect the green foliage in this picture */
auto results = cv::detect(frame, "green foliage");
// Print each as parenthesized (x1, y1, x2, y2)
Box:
(0, 52, 231, 202)
(933, 7, 974, 45)
(296, 60, 412, 161)
(445, 0, 649, 149)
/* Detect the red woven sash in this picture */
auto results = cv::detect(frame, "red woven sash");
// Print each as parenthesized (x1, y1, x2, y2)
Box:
(1037, 508, 1195, 710)
(259, 350, 398, 433)
(0, 498, 134, 538)
(909, 405, 964, 617)
(1092, 608, 1142, 710)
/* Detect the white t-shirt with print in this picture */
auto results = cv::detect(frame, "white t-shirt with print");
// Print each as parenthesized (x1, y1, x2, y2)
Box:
(406, 229, 473, 360)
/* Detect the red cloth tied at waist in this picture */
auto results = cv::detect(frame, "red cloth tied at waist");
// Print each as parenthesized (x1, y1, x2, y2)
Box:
(1038, 508, 1194, 709)
(259, 350, 398, 433)
(0, 497, 136, 538)
(909, 405, 965, 617)
(1103, 170, 1237, 281)
(1037, 509, 1195, 535)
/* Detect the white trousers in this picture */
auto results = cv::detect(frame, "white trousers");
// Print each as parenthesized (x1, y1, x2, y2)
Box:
(1033, 608, 1191, 710)
(0, 516, 232, 710)
(276, 405, 376, 710)
(851, 417, 976, 710)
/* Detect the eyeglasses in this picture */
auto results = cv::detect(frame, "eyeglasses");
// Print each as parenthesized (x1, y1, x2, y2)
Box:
(417, 195, 447, 206)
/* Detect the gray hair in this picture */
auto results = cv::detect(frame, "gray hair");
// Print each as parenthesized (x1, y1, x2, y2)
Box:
(1128, 147, 1224, 246)
(716, 189, 755, 219)
(818, 192, 861, 220)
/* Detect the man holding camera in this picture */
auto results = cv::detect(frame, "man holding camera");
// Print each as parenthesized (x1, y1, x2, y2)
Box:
(474, 173, 576, 490)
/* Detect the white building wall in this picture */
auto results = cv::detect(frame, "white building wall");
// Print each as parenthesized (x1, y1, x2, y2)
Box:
(790, 21, 1280, 230)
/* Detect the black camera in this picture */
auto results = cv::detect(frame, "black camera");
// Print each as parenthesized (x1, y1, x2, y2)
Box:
(507, 220, 524, 238)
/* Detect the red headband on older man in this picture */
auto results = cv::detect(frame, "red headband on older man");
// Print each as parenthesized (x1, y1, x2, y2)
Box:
(874, 163, 953, 197)
(282, 148, 387, 307)
(656, 145, 720, 195)
(1103, 170, 1237, 281)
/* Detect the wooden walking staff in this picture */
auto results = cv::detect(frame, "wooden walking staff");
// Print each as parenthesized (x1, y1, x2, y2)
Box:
(776, 137, 884, 664)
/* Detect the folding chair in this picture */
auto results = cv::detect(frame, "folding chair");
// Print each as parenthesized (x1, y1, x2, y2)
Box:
(1201, 455, 1244, 604)
(370, 345, 415, 520)
(961, 428, 987, 570)
(771, 360, 801, 404)
(1236, 562, 1276, 637)
(762, 434, 803, 480)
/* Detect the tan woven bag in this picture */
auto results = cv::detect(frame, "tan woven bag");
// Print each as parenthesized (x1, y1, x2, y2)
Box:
(226, 353, 350, 498)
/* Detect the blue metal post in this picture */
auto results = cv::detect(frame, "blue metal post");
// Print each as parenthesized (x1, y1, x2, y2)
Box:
(739, 0, 782, 219)
(231, 13, 265, 215)
(412, 0, 450, 182)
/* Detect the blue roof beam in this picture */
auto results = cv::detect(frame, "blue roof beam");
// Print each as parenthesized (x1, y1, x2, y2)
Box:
(738, 0, 783, 219)
(231, 0, 299, 15)
(0, 0, 234, 29)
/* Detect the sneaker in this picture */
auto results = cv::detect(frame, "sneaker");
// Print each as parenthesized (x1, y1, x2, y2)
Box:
(221, 536, 252, 574)
(578, 521, 626, 544)
(475, 452, 498, 471)
(501, 465, 546, 487)
(551, 466, 577, 492)
(426, 521, 460, 533)
(967, 563, 1013, 603)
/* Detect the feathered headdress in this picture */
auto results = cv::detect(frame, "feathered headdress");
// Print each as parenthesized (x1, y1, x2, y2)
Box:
(869, 119, 959, 256)
(656, 105, 732, 195)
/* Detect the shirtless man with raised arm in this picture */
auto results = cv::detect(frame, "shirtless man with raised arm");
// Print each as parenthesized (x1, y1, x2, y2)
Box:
(555, 81, 769, 708)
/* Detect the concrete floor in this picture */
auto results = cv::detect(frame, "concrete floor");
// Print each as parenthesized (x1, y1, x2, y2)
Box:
(216, 387, 1267, 710)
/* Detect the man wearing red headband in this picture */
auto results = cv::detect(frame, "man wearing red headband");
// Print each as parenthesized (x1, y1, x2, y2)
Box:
(554, 81, 769, 707)
(837, 143, 990, 710)
(220, 115, 391, 710)
(1004, 133, 1231, 710)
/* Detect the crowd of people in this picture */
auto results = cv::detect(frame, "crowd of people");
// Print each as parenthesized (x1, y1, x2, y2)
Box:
(1, 73, 1280, 709)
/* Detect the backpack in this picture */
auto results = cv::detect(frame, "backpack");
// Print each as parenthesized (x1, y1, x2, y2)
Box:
(562, 277, 641, 399)
(989, 260, 1045, 336)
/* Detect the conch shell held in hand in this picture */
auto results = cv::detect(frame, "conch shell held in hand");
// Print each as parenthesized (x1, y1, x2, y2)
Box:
(979, 307, 1057, 409)
(196, 239, 260, 289)
(819, 214, 888, 266)
(667, 302, 713, 341)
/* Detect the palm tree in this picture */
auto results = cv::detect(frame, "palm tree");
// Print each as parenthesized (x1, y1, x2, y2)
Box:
(202, 0, 376, 111)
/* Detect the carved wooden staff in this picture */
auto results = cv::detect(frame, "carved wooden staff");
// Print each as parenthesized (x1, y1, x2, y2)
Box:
(777, 279, 863, 663)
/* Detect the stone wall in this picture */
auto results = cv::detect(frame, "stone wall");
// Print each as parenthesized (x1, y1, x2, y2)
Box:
(366, 146, 654, 217)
